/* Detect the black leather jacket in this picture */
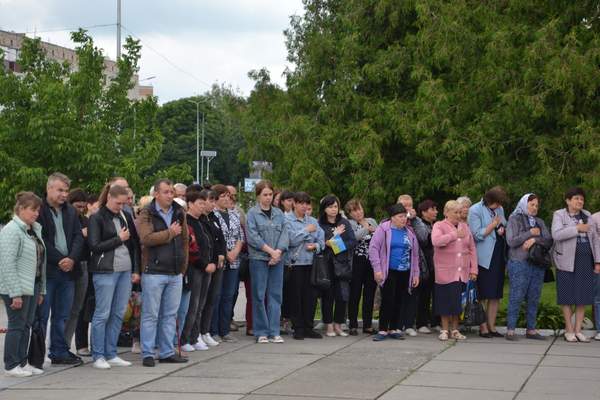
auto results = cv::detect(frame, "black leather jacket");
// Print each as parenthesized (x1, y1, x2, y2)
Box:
(88, 206, 140, 274)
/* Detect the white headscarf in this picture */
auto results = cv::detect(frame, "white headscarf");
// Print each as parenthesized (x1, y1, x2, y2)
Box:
(511, 193, 536, 227)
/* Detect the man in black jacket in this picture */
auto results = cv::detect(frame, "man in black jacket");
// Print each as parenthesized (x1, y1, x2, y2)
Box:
(37, 173, 84, 365)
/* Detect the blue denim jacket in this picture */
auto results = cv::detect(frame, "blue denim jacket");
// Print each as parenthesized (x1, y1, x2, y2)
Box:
(246, 205, 289, 261)
(285, 213, 325, 266)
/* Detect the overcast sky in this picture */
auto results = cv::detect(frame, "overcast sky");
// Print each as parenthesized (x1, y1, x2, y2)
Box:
(0, 0, 304, 103)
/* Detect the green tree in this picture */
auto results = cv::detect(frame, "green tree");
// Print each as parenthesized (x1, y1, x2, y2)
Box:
(0, 30, 163, 220)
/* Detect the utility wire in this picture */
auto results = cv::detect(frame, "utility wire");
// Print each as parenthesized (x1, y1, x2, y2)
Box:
(121, 25, 212, 89)
(21, 23, 116, 35)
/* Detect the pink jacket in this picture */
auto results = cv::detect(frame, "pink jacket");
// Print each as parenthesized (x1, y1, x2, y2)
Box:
(431, 219, 478, 284)
(368, 220, 420, 289)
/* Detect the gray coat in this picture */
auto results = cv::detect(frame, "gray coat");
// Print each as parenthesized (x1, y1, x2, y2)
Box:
(551, 208, 600, 272)
(506, 213, 552, 262)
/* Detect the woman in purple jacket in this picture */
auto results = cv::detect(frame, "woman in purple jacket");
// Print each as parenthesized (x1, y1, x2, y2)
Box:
(368, 204, 420, 341)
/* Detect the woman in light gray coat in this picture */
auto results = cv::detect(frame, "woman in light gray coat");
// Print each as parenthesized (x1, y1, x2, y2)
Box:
(551, 187, 600, 342)
(0, 192, 46, 377)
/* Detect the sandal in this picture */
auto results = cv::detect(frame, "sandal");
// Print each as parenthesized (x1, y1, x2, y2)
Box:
(438, 330, 449, 341)
(575, 332, 590, 343)
(451, 330, 466, 340)
(564, 332, 577, 342)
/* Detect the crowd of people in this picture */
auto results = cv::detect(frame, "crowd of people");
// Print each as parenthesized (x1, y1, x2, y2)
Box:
(1, 173, 600, 377)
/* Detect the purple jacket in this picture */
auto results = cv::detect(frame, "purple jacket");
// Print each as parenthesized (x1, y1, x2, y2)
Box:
(368, 220, 420, 290)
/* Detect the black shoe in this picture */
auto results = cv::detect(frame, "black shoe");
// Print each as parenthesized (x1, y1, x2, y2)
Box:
(305, 330, 323, 339)
(143, 357, 155, 367)
(159, 354, 188, 364)
(489, 331, 504, 338)
(526, 332, 546, 341)
(349, 328, 358, 336)
(51, 353, 83, 366)
(478, 332, 492, 338)
(293, 332, 305, 340)
(362, 328, 374, 335)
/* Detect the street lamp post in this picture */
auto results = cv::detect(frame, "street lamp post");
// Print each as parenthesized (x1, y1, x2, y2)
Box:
(187, 99, 204, 183)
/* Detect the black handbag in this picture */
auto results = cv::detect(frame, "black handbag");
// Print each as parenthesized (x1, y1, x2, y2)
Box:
(28, 312, 46, 369)
(463, 281, 486, 327)
(527, 243, 552, 269)
(238, 252, 249, 281)
(310, 252, 331, 290)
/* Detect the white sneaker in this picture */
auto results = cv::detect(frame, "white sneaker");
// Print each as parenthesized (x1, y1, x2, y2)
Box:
(22, 364, 44, 375)
(594, 332, 600, 341)
(76, 348, 91, 357)
(405, 328, 418, 337)
(181, 343, 195, 352)
(270, 335, 285, 343)
(202, 334, 219, 347)
(417, 326, 432, 334)
(93, 358, 111, 370)
(43, 356, 51, 369)
(131, 341, 141, 354)
(193, 340, 209, 351)
(107, 356, 132, 367)
(5, 366, 32, 377)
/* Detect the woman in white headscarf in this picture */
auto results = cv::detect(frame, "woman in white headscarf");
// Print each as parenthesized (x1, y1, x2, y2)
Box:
(505, 193, 553, 340)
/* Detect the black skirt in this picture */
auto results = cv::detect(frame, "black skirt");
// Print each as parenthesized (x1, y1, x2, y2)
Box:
(557, 240, 595, 305)
(434, 281, 465, 316)
(477, 235, 506, 300)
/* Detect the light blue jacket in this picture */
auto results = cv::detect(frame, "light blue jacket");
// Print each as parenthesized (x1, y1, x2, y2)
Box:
(286, 213, 325, 266)
(246, 205, 289, 261)
(468, 200, 506, 269)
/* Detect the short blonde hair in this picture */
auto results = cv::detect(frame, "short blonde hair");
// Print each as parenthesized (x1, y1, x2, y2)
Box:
(444, 200, 461, 215)
(397, 194, 413, 205)
(14, 192, 42, 214)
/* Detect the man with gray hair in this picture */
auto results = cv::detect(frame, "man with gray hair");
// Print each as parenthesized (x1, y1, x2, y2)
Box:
(174, 183, 187, 201)
(37, 172, 84, 366)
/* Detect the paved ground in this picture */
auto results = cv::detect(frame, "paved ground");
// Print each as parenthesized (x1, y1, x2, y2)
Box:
(1, 292, 600, 399)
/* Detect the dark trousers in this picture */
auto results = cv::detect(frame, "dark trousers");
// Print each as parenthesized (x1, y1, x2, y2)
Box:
(416, 273, 439, 328)
(1, 285, 40, 370)
(289, 265, 317, 334)
(199, 267, 223, 335)
(244, 278, 253, 330)
(348, 256, 377, 329)
(40, 274, 75, 359)
(281, 270, 291, 320)
(321, 261, 347, 324)
(379, 270, 417, 331)
(185, 267, 212, 344)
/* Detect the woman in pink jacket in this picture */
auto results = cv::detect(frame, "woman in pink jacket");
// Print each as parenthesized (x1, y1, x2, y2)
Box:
(431, 200, 478, 341)
(368, 204, 420, 341)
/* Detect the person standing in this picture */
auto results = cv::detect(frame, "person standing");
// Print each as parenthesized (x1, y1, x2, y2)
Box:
(345, 199, 378, 335)
(318, 195, 357, 337)
(88, 184, 141, 369)
(432, 201, 478, 341)
(505, 193, 553, 341)
(468, 186, 508, 338)
(137, 179, 189, 366)
(551, 187, 600, 342)
(0, 192, 46, 377)
(37, 173, 84, 366)
(246, 180, 289, 343)
(287, 192, 325, 339)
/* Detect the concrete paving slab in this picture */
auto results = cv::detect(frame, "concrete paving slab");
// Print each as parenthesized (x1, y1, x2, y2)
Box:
(379, 385, 515, 400)
(433, 346, 542, 365)
(243, 396, 352, 400)
(515, 393, 580, 400)
(111, 392, 244, 400)
(0, 389, 114, 400)
(418, 359, 532, 377)
(521, 376, 600, 396)
(254, 358, 410, 399)
(132, 376, 274, 394)
(240, 336, 361, 355)
(401, 370, 526, 392)
(452, 342, 550, 355)
(546, 342, 600, 357)
(533, 365, 600, 380)
(539, 354, 600, 369)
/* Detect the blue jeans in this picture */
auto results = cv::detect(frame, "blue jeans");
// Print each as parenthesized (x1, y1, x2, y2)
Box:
(40, 274, 75, 359)
(172, 288, 191, 345)
(91, 271, 132, 361)
(141, 274, 182, 359)
(507, 260, 545, 330)
(211, 267, 240, 337)
(250, 259, 283, 337)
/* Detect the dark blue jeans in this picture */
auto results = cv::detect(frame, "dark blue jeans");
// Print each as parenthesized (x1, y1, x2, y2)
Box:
(1, 284, 40, 370)
(211, 267, 240, 337)
(507, 260, 545, 330)
(40, 274, 75, 359)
